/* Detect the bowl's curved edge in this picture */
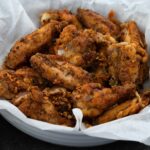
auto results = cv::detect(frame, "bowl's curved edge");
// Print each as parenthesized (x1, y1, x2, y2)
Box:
(1, 111, 115, 147)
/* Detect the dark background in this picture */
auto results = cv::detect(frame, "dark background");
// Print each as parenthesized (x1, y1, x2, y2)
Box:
(0, 115, 149, 150)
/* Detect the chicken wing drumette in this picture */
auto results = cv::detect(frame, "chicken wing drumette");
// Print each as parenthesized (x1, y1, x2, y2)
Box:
(0, 67, 47, 99)
(97, 90, 150, 124)
(77, 8, 120, 37)
(120, 20, 148, 65)
(72, 83, 135, 118)
(4, 21, 67, 69)
(12, 86, 74, 126)
(30, 53, 93, 90)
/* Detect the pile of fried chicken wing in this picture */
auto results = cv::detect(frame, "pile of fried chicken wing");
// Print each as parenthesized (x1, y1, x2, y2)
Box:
(1, 8, 150, 127)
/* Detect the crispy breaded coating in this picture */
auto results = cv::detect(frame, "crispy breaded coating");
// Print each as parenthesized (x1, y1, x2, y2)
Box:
(43, 87, 73, 119)
(87, 31, 116, 84)
(59, 9, 82, 29)
(72, 83, 135, 118)
(12, 87, 74, 126)
(93, 49, 110, 85)
(97, 90, 150, 124)
(108, 42, 149, 86)
(53, 25, 80, 56)
(54, 25, 116, 68)
(120, 21, 148, 63)
(4, 21, 67, 69)
(40, 10, 60, 26)
(41, 9, 82, 29)
(0, 67, 47, 99)
(120, 21, 146, 49)
(54, 25, 97, 68)
(30, 53, 92, 90)
(77, 8, 119, 36)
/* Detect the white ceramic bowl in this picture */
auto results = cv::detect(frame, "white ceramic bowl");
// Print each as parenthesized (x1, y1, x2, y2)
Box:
(0, 110, 114, 147)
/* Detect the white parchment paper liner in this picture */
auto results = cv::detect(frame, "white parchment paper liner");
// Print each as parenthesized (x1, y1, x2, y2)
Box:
(1, 0, 150, 145)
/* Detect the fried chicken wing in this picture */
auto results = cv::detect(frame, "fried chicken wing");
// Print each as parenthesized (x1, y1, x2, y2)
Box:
(4, 21, 67, 69)
(108, 42, 149, 86)
(43, 87, 73, 119)
(97, 90, 150, 124)
(53, 25, 80, 54)
(72, 83, 135, 118)
(41, 9, 82, 29)
(41, 10, 60, 26)
(12, 87, 74, 126)
(87, 31, 116, 84)
(54, 25, 116, 68)
(120, 21, 148, 63)
(30, 53, 92, 90)
(0, 67, 47, 99)
(54, 25, 97, 68)
(120, 21, 146, 49)
(59, 9, 82, 29)
(77, 8, 119, 36)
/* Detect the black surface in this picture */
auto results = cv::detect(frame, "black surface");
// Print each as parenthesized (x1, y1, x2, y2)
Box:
(0, 115, 149, 150)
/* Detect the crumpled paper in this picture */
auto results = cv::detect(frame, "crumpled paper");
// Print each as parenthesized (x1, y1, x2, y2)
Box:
(0, 0, 150, 146)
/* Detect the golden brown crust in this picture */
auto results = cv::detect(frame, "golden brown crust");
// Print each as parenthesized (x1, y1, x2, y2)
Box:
(54, 25, 116, 68)
(54, 25, 97, 68)
(4, 21, 67, 69)
(41, 9, 82, 29)
(77, 8, 120, 36)
(108, 43, 149, 86)
(40, 10, 60, 26)
(43, 87, 73, 120)
(0, 68, 47, 99)
(120, 21, 146, 48)
(30, 53, 93, 90)
(58, 9, 82, 29)
(97, 90, 150, 124)
(120, 21, 148, 64)
(12, 87, 74, 126)
(72, 83, 135, 117)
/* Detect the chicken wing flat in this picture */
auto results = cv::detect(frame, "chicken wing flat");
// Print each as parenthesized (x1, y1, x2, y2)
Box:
(77, 8, 119, 37)
(0, 67, 47, 99)
(12, 87, 74, 126)
(4, 21, 67, 69)
(41, 9, 82, 29)
(72, 83, 135, 118)
(54, 25, 116, 68)
(30, 53, 93, 90)
(120, 21, 146, 49)
(97, 90, 150, 124)
(108, 42, 149, 86)
(120, 21, 148, 63)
